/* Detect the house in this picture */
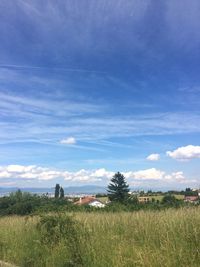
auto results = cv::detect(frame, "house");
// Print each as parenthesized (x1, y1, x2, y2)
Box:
(184, 195, 199, 203)
(138, 196, 150, 203)
(74, 196, 105, 208)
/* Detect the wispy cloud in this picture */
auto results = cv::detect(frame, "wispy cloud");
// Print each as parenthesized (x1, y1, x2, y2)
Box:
(2, 0, 199, 71)
(0, 64, 106, 74)
(0, 90, 101, 117)
(1, 90, 200, 144)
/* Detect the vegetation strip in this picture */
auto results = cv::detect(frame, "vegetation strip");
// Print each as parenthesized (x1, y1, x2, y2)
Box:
(0, 261, 19, 267)
(0, 208, 200, 267)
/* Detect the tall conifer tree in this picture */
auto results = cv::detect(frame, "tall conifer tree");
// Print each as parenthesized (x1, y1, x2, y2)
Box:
(55, 184, 60, 198)
(107, 172, 130, 202)
(60, 187, 64, 198)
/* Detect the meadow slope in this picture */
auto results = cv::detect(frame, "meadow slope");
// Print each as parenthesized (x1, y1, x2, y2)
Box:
(0, 208, 200, 267)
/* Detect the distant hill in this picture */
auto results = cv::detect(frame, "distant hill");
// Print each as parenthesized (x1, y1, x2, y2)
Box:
(0, 185, 107, 196)
(64, 185, 106, 194)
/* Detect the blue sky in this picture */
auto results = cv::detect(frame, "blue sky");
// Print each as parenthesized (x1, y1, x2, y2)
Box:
(0, 0, 200, 189)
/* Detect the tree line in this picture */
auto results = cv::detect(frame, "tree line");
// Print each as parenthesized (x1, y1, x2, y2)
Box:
(0, 172, 199, 216)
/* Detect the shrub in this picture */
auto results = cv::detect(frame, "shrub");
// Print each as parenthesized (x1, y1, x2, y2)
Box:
(162, 194, 179, 206)
(37, 214, 86, 266)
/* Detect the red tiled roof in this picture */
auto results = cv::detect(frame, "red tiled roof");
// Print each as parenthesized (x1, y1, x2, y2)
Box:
(74, 196, 98, 205)
(184, 196, 198, 201)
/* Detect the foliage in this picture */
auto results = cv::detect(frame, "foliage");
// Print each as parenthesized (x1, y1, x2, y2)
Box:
(54, 184, 60, 198)
(107, 172, 130, 203)
(0, 190, 41, 215)
(0, 191, 71, 216)
(0, 189, 197, 216)
(37, 214, 86, 266)
(161, 194, 179, 206)
(60, 187, 64, 198)
(184, 188, 198, 196)
(127, 194, 139, 205)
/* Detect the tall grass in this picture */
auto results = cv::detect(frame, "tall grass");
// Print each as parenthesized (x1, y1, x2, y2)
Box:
(0, 207, 200, 267)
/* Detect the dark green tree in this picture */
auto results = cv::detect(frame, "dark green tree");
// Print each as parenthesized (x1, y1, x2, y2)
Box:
(161, 194, 177, 205)
(107, 172, 130, 202)
(55, 184, 60, 198)
(185, 188, 198, 196)
(60, 187, 64, 198)
(10, 189, 23, 201)
(185, 187, 191, 192)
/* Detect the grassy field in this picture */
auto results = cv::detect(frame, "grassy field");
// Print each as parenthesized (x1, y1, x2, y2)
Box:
(97, 194, 184, 203)
(0, 207, 200, 267)
(148, 194, 184, 202)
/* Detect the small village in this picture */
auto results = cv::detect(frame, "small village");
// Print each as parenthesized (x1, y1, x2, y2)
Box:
(63, 187, 200, 208)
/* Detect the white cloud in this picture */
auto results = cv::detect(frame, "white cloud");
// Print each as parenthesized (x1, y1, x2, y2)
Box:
(164, 171, 185, 181)
(146, 153, 160, 161)
(0, 165, 62, 181)
(166, 145, 200, 160)
(0, 165, 197, 186)
(0, 181, 16, 186)
(125, 168, 165, 180)
(0, 171, 12, 178)
(6, 165, 36, 173)
(124, 168, 197, 185)
(0, 165, 110, 183)
(60, 137, 76, 145)
(92, 168, 114, 179)
(63, 168, 114, 182)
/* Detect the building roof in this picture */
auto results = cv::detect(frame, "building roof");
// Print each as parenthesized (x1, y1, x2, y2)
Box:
(74, 196, 103, 205)
(184, 195, 199, 201)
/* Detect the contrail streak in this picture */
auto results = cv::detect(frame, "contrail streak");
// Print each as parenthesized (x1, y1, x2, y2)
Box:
(0, 64, 106, 74)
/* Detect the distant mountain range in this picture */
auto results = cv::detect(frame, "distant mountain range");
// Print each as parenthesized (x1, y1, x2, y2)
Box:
(0, 185, 178, 197)
(64, 185, 106, 194)
(0, 185, 107, 196)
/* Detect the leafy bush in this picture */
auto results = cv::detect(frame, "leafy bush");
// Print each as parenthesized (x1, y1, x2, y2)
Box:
(0, 190, 41, 215)
(37, 214, 87, 266)
(162, 194, 176, 204)
(0, 191, 72, 216)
